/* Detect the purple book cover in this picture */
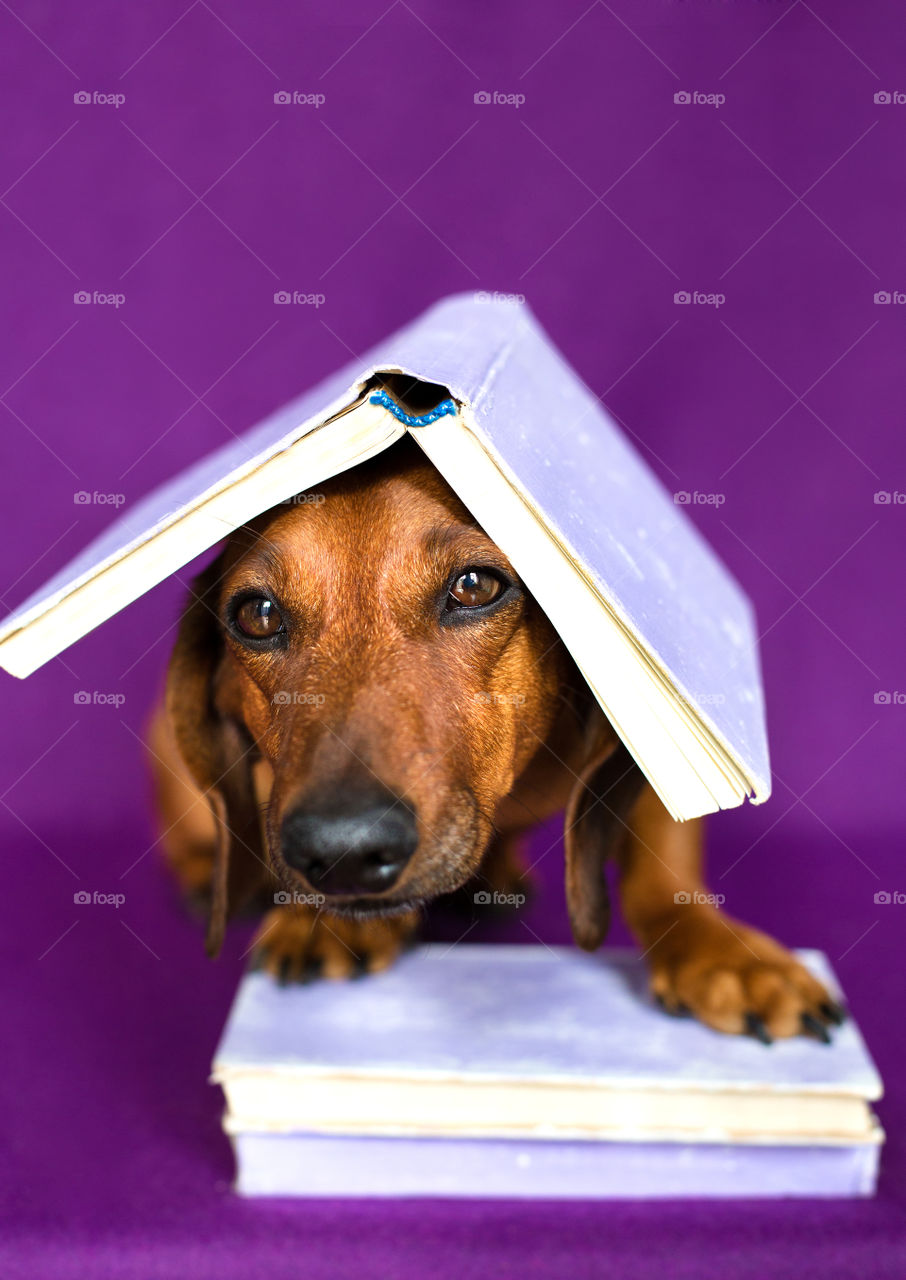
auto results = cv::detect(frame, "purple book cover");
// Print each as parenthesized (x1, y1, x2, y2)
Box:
(0, 295, 769, 802)
(213, 945, 881, 1096)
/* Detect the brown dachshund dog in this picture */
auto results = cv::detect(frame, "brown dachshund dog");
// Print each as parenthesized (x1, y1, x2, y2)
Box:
(149, 432, 843, 1043)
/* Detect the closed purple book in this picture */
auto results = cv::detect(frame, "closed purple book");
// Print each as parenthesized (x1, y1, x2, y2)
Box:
(228, 1133, 879, 1200)
(0, 295, 769, 819)
(213, 946, 883, 1200)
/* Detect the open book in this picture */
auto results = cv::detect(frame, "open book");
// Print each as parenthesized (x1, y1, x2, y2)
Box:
(0, 294, 769, 821)
(213, 946, 883, 1198)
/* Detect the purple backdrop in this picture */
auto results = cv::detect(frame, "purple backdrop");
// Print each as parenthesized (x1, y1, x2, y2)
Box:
(1, 2, 904, 1277)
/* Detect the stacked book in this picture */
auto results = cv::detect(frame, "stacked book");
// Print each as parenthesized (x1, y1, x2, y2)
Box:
(212, 945, 883, 1199)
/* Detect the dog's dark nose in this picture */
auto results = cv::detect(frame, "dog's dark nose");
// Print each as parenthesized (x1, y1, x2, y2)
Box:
(280, 801, 417, 896)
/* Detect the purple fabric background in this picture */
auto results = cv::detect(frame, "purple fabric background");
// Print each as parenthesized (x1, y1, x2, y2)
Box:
(1, 2, 903, 1276)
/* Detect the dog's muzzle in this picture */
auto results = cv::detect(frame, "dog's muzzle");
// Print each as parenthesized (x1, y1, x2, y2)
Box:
(279, 794, 418, 898)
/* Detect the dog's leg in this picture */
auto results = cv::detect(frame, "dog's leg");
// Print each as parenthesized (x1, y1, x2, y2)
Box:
(617, 786, 844, 1041)
(252, 904, 419, 983)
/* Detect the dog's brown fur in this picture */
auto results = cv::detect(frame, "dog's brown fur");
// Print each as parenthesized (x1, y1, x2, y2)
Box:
(149, 436, 841, 1041)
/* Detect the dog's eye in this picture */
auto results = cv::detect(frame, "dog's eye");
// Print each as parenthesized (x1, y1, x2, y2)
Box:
(234, 596, 284, 640)
(447, 570, 504, 610)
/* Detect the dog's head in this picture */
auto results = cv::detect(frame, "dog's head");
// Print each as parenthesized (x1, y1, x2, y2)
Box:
(167, 436, 643, 953)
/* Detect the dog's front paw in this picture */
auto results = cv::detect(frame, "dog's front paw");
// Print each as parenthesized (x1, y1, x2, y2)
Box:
(644, 907, 846, 1043)
(252, 906, 418, 984)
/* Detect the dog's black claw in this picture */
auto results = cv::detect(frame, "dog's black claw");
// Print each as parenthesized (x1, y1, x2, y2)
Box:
(820, 1000, 847, 1027)
(745, 1012, 773, 1045)
(351, 953, 370, 979)
(301, 956, 323, 984)
(802, 1012, 833, 1044)
(277, 956, 293, 987)
(654, 993, 692, 1018)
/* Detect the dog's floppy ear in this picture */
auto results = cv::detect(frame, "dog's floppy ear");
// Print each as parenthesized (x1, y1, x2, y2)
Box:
(166, 557, 264, 957)
(564, 712, 647, 952)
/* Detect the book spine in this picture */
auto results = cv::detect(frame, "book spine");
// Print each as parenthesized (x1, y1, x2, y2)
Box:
(230, 1131, 879, 1199)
